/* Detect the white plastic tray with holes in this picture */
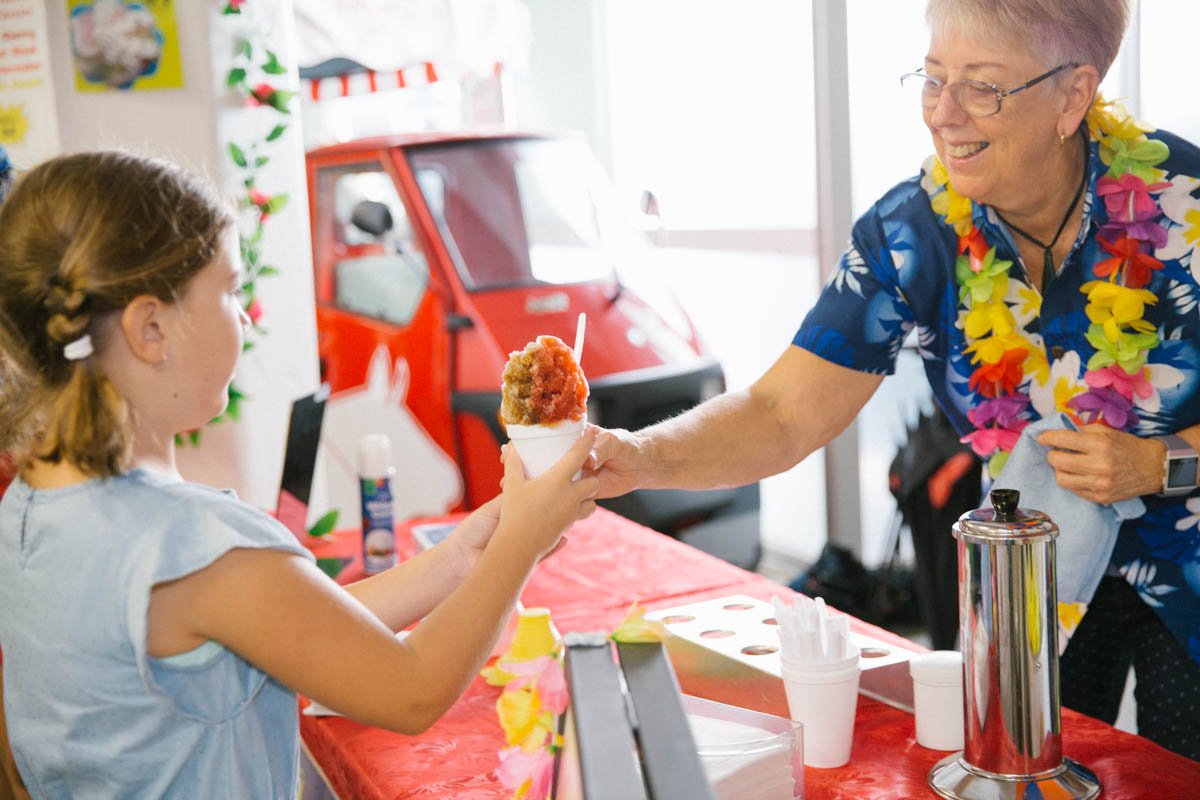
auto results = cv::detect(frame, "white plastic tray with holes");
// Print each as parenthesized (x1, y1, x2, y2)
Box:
(645, 594, 918, 680)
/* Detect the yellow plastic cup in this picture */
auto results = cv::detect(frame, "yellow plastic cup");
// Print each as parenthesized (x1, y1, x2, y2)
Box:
(508, 607, 561, 660)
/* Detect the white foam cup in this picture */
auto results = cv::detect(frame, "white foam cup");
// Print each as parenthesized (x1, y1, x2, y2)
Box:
(505, 418, 585, 479)
(780, 645, 860, 768)
(909, 650, 964, 751)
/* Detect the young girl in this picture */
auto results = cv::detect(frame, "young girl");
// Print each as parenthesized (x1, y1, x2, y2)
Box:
(0, 151, 598, 797)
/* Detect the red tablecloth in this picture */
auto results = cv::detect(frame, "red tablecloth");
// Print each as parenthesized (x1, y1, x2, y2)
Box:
(301, 509, 1200, 799)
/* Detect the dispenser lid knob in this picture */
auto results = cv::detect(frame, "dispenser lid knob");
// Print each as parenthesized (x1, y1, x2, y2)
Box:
(990, 489, 1019, 520)
(955, 489, 1058, 542)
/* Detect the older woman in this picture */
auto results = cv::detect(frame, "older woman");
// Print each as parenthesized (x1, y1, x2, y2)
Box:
(593, 0, 1200, 760)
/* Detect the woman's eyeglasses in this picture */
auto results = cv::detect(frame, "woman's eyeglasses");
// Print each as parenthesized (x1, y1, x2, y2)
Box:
(899, 63, 1076, 118)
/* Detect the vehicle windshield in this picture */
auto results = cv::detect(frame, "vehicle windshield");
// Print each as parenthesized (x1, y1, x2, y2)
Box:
(407, 138, 646, 291)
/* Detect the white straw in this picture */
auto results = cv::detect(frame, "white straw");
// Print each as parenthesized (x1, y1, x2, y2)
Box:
(777, 594, 857, 663)
(814, 597, 828, 659)
(573, 312, 587, 365)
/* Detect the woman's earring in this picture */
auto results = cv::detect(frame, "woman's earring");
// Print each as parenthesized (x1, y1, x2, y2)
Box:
(1058, 133, 1066, 145)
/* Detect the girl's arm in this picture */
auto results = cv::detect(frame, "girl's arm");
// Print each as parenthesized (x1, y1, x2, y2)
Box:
(147, 431, 597, 735)
(339, 496, 502, 632)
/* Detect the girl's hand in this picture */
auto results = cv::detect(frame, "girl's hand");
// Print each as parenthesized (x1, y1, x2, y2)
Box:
(1037, 424, 1165, 504)
(444, 496, 502, 579)
(496, 428, 599, 558)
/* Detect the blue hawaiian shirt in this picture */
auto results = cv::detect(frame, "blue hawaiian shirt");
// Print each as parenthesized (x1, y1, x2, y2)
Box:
(795, 131, 1200, 665)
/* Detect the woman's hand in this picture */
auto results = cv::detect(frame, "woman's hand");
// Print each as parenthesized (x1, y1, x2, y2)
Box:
(1037, 424, 1165, 504)
(590, 425, 651, 499)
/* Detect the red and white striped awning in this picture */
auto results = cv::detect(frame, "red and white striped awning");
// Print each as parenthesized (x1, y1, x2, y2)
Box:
(293, 0, 526, 103)
(302, 62, 503, 102)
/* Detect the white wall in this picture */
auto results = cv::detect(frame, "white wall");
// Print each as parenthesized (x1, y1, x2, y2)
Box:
(513, 0, 609, 165)
(651, 248, 829, 564)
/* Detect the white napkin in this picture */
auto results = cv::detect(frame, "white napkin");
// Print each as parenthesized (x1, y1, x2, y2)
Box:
(992, 413, 1145, 605)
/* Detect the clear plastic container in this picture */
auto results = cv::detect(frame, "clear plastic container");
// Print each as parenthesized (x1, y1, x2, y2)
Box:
(684, 694, 804, 800)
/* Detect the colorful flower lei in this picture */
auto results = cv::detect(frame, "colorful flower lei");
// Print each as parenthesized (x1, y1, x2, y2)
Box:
(482, 604, 668, 800)
(927, 95, 1177, 477)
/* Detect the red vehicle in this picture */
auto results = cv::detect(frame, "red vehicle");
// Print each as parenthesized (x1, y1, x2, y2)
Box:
(306, 131, 760, 567)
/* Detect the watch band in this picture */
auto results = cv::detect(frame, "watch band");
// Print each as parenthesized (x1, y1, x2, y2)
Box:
(1157, 433, 1199, 497)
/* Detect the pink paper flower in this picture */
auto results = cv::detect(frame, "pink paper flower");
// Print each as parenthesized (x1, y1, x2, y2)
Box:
(502, 657, 568, 715)
(1084, 364, 1152, 403)
(246, 298, 263, 324)
(496, 746, 555, 800)
(960, 423, 1025, 458)
(1097, 173, 1170, 225)
(534, 659, 567, 715)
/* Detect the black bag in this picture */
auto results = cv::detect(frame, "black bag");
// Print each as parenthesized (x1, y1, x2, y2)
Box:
(789, 543, 870, 617)
(888, 407, 982, 650)
(788, 541, 920, 628)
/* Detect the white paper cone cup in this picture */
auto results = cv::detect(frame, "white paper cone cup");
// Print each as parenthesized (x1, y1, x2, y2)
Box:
(782, 655, 860, 768)
(505, 419, 585, 478)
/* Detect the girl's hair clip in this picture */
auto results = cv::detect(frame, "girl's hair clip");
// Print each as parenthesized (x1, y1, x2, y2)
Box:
(63, 334, 94, 361)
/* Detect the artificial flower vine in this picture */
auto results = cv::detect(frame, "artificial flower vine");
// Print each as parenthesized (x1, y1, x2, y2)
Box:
(482, 604, 668, 800)
(177, 1, 290, 440)
(927, 94, 1178, 477)
(197, 0, 293, 433)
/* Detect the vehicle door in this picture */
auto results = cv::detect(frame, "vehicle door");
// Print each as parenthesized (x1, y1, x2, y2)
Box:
(309, 154, 463, 517)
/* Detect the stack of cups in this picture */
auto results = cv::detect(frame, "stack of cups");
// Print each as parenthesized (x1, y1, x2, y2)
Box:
(774, 596, 861, 768)
(780, 644, 861, 768)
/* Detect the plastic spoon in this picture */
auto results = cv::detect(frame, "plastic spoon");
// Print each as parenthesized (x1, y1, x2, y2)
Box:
(573, 312, 587, 365)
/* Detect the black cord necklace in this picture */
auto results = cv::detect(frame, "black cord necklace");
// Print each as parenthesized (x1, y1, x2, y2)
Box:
(995, 135, 1089, 295)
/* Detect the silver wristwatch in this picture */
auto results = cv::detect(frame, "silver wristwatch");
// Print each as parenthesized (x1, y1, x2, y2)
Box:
(1157, 434, 1199, 497)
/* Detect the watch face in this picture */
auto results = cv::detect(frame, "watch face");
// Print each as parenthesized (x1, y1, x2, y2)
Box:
(1167, 455, 1199, 491)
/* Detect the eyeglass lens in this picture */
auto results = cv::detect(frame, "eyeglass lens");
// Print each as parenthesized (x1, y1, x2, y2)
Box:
(902, 75, 999, 117)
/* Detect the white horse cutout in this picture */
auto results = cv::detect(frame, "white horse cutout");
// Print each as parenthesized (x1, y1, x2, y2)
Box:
(310, 345, 463, 530)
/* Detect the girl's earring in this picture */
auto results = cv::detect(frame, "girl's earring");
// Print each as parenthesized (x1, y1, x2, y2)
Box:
(1058, 133, 1067, 145)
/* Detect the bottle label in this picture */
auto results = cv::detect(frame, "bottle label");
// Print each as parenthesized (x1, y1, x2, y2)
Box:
(360, 476, 396, 573)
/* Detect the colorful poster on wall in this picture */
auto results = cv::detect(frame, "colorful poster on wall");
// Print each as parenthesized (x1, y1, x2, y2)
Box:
(67, 0, 184, 91)
(0, 0, 61, 165)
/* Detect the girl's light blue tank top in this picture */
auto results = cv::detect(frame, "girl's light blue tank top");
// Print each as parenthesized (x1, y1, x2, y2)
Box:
(0, 468, 315, 798)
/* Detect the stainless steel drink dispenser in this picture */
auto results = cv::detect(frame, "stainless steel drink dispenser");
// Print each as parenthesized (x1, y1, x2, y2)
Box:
(928, 489, 1101, 800)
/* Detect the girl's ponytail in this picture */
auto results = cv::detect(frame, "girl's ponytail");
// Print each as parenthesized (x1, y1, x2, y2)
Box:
(40, 364, 131, 478)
